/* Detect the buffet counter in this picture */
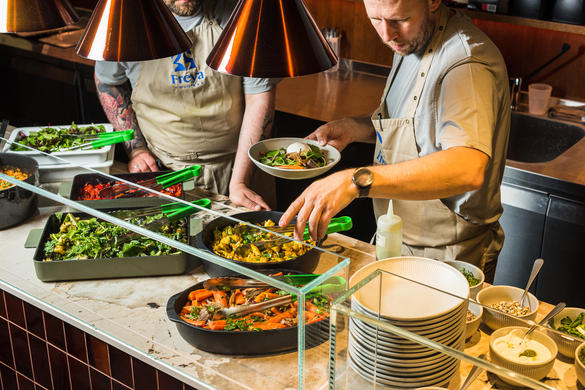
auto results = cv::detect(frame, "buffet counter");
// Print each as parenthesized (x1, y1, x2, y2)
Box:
(0, 170, 580, 389)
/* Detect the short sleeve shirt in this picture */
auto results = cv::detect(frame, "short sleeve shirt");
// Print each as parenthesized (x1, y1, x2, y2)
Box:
(385, 9, 511, 225)
(94, 0, 275, 94)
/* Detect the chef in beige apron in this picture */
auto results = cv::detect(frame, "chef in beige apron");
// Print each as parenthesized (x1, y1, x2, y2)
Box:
(372, 9, 503, 274)
(280, 4, 507, 279)
(130, 8, 274, 205)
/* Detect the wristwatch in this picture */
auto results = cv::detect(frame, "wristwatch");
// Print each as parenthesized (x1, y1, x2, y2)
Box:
(352, 167, 374, 198)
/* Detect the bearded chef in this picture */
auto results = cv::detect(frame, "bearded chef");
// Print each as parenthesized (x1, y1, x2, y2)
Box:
(279, 0, 510, 281)
(94, 0, 276, 210)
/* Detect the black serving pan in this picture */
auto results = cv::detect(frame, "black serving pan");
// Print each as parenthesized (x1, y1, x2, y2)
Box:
(0, 153, 39, 230)
(166, 271, 329, 355)
(32, 210, 197, 282)
(194, 211, 320, 277)
(69, 171, 184, 209)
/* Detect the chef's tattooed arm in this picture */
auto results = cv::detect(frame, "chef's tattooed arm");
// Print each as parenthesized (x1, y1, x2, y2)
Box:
(94, 74, 159, 172)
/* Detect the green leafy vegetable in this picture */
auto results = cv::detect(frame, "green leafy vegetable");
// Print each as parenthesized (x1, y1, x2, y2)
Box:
(461, 268, 481, 287)
(579, 347, 585, 366)
(10, 123, 106, 152)
(553, 312, 585, 340)
(43, 213, 186, 261)
(259, 144, 328, 168)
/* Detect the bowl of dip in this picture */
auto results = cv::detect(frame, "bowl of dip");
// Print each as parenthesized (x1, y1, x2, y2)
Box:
(576, 343, 585, 387)
(489, 326, 557, 386)
(476, 285, 538, 330)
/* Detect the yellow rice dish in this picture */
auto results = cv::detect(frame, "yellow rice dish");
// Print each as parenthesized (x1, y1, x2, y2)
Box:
(211, 219, 314, 263)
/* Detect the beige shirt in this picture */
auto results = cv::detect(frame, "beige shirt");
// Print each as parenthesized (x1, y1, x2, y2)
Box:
(385, 8, 511, 225)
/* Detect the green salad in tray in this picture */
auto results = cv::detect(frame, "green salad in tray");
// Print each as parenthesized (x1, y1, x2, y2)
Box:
(43, 213, 186, 261)
(11, 123, 106, 153)
(552, 312, 585, 340)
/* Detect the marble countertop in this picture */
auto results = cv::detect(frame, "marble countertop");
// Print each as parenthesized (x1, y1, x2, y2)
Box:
(0, 189, 580, 389)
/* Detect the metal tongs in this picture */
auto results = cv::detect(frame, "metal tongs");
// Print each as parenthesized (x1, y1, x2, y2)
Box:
(98, 165, 202, 199)
(59, 129, 135, 151)
(247, 216, 353, 250)
(204, 274, 346, 317)
(111, 198, 211, 241)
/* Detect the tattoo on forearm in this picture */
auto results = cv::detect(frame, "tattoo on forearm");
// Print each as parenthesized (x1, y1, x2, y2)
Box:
(94, 74, 147, 156)
(261, 112, 274, 139)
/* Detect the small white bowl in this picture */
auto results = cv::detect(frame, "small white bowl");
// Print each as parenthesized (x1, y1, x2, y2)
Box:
(576, 343, 585, 387)
(248, 137, 340, 180)
(545, 307, 585, 359)
(465, 301, 483, 340)
(476, 285, 539, 330)
(443, 260, 484, 299)
(489, 326, 557, 386)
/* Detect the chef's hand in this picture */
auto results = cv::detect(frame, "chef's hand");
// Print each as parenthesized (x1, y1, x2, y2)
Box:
(279, 170, 357, 241)
(306, 118, 357, 152)
(230, 182, 271, 211)
(128, 149, 159, 173)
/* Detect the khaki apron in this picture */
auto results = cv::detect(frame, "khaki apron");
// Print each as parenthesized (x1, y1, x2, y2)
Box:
(371, 9, 503, 270)
(131, 14, 242, 196)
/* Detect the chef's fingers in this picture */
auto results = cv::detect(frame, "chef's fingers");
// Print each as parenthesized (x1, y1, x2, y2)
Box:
(306, 124, 330, 146)
(241, 191, 271, 211)
(279, 196, 304, 229)
(145, 158, 159, 172)
(317, 210, 335, 240)
(295, 202, 314, 241)
(307, 205, 326, 242)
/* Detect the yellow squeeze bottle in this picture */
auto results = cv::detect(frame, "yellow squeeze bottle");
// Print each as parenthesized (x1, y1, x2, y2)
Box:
(375, 200, 402, 260)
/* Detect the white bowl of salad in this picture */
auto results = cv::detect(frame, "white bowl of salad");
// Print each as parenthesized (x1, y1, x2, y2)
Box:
(546, 306, 585, 359)
(442, 260, 484, 299)
(248, 138, 341, 180)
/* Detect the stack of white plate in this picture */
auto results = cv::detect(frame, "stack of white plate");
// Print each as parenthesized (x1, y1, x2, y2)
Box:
(348, 257, 470, 388)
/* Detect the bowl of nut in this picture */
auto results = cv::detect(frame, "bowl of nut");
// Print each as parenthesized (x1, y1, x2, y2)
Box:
(476, 285, 539, 331)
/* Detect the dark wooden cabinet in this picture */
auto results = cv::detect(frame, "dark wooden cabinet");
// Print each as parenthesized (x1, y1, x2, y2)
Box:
(539, 195, 585, 306)
(494, 182, 549, 290)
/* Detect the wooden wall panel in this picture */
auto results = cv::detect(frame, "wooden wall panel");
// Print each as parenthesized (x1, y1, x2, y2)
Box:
(472, 19, 585, 101)
(305, 0, 395, 66)
(305, 0, 585, 100)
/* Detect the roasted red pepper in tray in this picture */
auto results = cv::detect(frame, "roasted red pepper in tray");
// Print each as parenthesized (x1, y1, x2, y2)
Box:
(79, 180, 182, 200)
(179, 285, 330, 331)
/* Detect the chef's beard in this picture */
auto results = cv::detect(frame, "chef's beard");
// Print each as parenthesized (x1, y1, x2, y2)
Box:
(387, 11, 435, 56)
(164, 0, 201, 16)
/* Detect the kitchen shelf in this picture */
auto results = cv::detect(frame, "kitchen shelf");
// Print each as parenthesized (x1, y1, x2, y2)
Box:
(460, 8, 585, 35)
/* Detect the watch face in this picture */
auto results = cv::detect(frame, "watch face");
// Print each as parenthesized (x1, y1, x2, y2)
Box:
(354, 168, 373, 187)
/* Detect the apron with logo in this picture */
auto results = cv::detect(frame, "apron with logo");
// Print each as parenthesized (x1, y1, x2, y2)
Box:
(371, 9, 503, 269)
(131, 13, 242, 196)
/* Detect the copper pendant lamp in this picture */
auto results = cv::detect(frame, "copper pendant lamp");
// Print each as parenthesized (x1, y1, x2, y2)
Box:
(76, 0, 192, 62)
(0, 0, 79, 33)
(206, 0, 337, 78)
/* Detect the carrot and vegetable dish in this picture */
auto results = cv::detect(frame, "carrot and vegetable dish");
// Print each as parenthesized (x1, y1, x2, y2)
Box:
(180, 282, 329, 331)
(212, 219, 314, 263)
(0, 167, 30, 190)
(79, 181, 182, 200)
(259, 142, 328, 169)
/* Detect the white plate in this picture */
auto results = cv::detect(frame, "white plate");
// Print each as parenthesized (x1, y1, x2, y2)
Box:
(349, 317, 465, 350)
(348, 338, 464, 369)
(351, 297, 467, 332)
(348, 342, 456, 374)
(349, 347, 459, 380)
(3, 123, 114, 166)
(248, 137, 340, 180)
(350, 257, 469, 321)
(348, 353, 459, 388)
